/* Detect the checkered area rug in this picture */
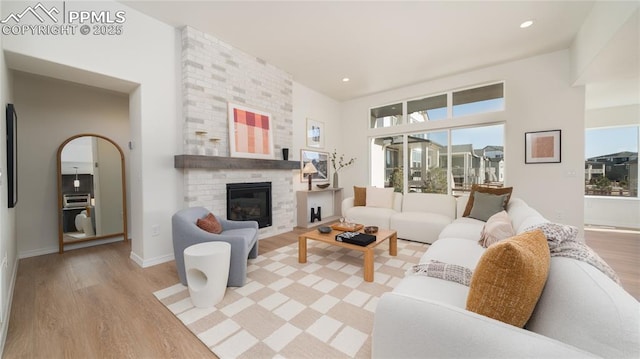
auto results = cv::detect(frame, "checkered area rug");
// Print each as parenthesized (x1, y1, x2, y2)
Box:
(154, 239, 428, 359)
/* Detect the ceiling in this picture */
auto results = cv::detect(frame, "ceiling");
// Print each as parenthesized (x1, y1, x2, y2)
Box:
(122, 1, 597, 101)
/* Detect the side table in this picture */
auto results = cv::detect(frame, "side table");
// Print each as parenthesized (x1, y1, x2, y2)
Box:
(184, 241, 231, 308)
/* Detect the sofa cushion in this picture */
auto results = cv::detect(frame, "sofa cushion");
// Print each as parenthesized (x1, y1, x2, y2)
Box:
(507, 198, 548, 234)
(392, 275, 471, 309)
(420, 237, 485, 270)
(463, 184, 513, 217)
(354, 186, 367, 206)
(390, 211, 452, 244)
(344, 206, 396, 229)
(479, 210, 515, 248)
(402, 193, 456, 218)
(438, 217, 485, 242)
(196, 212, 222, 234)
(366, 186, 394, 208)
(468, 191, 510, 221)
(466, 229, 550, 328)
(526, 257, 640, 358)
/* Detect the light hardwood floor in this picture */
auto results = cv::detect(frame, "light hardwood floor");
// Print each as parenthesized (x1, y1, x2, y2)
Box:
(3, 227, 638, 358)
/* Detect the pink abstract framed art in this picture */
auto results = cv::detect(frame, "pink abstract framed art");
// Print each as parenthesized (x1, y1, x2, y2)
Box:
(525, 129, 561, 164)
(228, 103, 274, 159)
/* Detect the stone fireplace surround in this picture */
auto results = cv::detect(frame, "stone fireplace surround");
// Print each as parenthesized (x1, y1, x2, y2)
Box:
(179, 26, 297, 239)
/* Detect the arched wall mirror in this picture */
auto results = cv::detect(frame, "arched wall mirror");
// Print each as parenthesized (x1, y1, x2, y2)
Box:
(57, 134, 128, 253)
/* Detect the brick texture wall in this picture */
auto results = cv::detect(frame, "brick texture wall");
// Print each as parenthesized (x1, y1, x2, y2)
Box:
(181, 26, 295, 237)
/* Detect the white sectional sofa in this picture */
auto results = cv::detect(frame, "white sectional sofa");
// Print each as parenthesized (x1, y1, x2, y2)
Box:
(372, 196, 640, 358)
(342, 192, 456, 244)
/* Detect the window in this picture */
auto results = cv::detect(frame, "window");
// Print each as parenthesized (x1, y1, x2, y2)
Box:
(451, 125, 505, 195)
(371, 136, 404, 190)
(406, 131, 448, 194)
(585, 126, 638, 197)
(408, 94, 447, 123)
(370, 103, 402, 128)
(452, 83, 504, 117)
(370, 82, 503, 128)
(371, 124, 505, 195)
(369, 82, 506, 194)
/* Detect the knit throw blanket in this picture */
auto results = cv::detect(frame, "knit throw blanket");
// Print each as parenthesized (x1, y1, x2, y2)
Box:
(525, 223, 621, 284)
(409, 260, 473, 286)
(410, 223, 621, 287)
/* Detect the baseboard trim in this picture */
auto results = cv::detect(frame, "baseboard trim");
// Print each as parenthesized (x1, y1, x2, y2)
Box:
(129, 251, 174, 268)
(18, 246, 58, 259)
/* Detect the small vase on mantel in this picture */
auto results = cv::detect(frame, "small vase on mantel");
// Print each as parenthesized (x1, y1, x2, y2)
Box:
(333, 172, 339, 188)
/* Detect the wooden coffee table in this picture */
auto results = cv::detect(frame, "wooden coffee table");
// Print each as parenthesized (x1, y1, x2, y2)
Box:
(298, 228, 397, 282)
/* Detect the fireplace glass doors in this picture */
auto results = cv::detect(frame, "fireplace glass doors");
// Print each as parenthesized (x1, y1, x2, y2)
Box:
(226, 182, 272, 228)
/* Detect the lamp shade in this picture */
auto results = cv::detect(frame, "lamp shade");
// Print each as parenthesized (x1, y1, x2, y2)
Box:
(302, 162, 318, 175)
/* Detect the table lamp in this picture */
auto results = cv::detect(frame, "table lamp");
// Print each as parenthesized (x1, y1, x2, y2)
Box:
(302, 162, 318, 191)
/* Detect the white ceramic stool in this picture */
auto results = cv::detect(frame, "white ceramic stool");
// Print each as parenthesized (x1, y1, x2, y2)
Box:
(183, 241, 231, 308)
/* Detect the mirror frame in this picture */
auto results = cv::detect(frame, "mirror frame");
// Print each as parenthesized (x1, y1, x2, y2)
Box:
(57, 133, 128, 253)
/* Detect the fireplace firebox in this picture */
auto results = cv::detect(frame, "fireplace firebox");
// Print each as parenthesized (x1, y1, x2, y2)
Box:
(226, 182, 272, 228)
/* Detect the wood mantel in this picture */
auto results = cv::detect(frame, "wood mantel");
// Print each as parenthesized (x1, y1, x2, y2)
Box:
(174, 155, 300, 170)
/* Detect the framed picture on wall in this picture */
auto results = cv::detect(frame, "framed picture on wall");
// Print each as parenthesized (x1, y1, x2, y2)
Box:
(525, 129, 561, 164)
(6, 104, 17, 208)
(306, 119, 324, 148)
(300, 149, 329, 182)
(228, 103, 274, 159)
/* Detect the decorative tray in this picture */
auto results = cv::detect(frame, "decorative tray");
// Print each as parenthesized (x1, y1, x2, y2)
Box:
(331, 223, 364, 232)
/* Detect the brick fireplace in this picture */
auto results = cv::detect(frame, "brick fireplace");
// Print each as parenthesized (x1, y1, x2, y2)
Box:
(178, 26, 296, 238)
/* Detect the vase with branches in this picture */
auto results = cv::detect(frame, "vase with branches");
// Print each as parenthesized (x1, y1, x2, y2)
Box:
(330, 149, 355, 188)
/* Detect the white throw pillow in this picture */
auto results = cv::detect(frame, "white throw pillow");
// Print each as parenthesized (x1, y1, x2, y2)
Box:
(478, 210, 515, 248)
(366, 187, 394, 208)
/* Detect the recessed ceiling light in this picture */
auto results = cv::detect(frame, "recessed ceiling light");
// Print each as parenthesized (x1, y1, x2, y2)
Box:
(520, 20, 533, 28)
(342, 77, 350, 82)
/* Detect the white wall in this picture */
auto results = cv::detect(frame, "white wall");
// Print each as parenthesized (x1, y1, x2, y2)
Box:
(12, 72, 129, 256)
(292, 82, 342, 191)
(2, 1, 180, 265)
(340, 50, 586, 230)
(0, 0, 18, 351)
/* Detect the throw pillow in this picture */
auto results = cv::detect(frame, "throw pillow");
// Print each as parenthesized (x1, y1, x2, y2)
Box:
(196, 212, 222, 234)
(466, 229, 550, 328)
(354, 186, 367, 207)
(463, 184, 513, 218)
(479, 210, 515, 247)
(409, 260, 473, 286)
(468, 191, 509, 222)
(366, 186, 394, 208)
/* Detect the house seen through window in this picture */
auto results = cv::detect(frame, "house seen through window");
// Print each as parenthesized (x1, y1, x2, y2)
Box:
(585, 126, 639, 198)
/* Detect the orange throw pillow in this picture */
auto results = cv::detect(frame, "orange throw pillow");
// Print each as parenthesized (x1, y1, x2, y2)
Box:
(463, 184, 513, 217)
(196, 213, 222, 234)
(354, 186, 367, 206)
(466, 230, 550, 328)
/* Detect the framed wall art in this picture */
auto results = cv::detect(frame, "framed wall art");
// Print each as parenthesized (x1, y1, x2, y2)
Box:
(228, 103, 274, 159)
(300, 149, 329, 182)
(6, 104, 17, 208)
(525, 129, 561, 164)
(306, 119, 324, 148)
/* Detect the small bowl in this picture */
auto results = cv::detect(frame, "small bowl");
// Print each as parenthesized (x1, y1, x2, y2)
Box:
(364, 226, 378, 234)
(316, 183, 330, 189)
(318, 226, 332, 234)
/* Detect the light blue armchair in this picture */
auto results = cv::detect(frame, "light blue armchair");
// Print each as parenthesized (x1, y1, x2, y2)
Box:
(172, 207, 259, 287)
